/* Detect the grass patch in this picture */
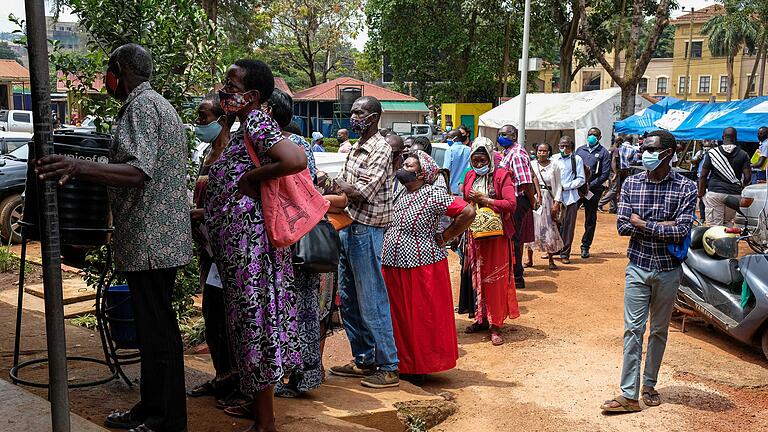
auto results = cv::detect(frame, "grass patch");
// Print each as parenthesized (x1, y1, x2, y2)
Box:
(70, 313, 98, 330)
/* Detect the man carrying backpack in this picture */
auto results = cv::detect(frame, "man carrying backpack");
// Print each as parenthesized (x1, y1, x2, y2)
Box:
(698, 127, 751, 227)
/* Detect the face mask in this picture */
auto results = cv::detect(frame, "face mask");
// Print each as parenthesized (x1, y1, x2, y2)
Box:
(446, 139, 454, 146)
(195, 119, 223, 143)
(642, 150, 667, 171)
(395, 168, 419, 185)
(350, 113, 376, 134)
(559, 150, 567, 158)
(497, 136, 514, 148)
(473, 165, 490, 176)
(219, 90, 252, 114)
(587, 135, 599, 147)
(105, 69, 119, 97)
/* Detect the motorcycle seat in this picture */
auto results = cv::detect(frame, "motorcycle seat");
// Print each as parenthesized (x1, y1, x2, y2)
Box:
(686, 248, 743, 287)
(690, 226, 709, 250)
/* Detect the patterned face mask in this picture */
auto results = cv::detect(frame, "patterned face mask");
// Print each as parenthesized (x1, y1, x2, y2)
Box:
(219, 90, 253, 114)
(350, 113, 376, 134)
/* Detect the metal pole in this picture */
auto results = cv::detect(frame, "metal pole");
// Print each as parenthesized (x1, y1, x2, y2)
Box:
(24, 1, 71, 431)
(518, 0, 532, 148)
(684, 7, 694, 101)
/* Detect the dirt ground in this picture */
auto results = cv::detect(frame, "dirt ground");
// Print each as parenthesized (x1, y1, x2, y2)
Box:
(1, 211, 767, 431)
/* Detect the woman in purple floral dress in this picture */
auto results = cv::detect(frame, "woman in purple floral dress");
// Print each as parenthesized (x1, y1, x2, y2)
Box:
(205, 59, 308, 432)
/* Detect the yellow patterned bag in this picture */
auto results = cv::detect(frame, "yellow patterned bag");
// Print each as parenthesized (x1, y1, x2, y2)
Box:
(469, 205, 504, 239)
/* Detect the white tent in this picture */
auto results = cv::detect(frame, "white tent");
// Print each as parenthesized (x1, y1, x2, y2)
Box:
(478, 88, 652, 149)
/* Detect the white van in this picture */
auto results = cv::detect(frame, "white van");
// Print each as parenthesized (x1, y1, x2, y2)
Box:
(0, 110, 34, 133)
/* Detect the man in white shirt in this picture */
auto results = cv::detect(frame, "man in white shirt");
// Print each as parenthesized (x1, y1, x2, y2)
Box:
(750, 126, 768, 184)
(552, 136, 585, 264)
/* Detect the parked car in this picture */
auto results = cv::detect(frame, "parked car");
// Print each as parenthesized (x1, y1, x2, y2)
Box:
(0, 110, 34, 133)
(391, 122, 437, 141)
(0, 143, 31, 243)
(0, 132, 32, 155)
(737, 183, 768, 228)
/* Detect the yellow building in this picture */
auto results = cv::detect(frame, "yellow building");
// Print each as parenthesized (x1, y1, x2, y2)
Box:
(547, 4, 767, 101)
(441, 103, 493, 139)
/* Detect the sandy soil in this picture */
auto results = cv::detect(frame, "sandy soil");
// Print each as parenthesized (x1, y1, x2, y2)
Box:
(0, 211, 767, 431)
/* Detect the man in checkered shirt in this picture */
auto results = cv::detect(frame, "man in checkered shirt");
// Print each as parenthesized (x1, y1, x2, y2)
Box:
(601, 130, 696, 413)
(330, 96, 400, 389)
(498, 124, 536, 289)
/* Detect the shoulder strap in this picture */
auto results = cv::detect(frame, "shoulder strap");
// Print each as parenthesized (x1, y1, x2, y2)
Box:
(536, 163, 555, 201)
(242, 129, 262, 168)
(570, 154, 577, 180)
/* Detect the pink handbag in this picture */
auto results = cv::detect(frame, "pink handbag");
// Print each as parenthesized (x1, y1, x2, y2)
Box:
(244, 133, 329, 248)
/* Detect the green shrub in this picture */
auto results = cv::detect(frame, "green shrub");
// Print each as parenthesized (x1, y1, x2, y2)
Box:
(70, 313, 98, 330)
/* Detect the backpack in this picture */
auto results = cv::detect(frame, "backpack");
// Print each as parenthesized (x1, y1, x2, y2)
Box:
(570, 154, 592, 198)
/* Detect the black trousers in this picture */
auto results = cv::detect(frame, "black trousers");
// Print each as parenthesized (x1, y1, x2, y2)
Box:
(581, 186, 604, 251)
(202, 283, 234, 389)
(126, 268, 187, 432)
(558, 202, 580, 259)
(512, 195, 532, 286)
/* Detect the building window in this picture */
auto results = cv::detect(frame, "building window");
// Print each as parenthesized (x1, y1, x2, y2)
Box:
(748, 75, 757, 93)
(678, 76, 690, 94)
(685, 41, 703, 59)
(719, 76, 729, 93)
(698, 76, 711, 93)
(638, 78, 648, 94)
(657, 77, 668, 94)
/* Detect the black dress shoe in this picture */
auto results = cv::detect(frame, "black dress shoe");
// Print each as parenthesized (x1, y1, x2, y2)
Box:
(581, 248, 590, 259)
(105, 409, 144, 430)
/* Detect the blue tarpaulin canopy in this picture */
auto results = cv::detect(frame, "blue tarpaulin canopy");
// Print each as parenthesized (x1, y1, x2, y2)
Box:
(614, 97, 768, 142)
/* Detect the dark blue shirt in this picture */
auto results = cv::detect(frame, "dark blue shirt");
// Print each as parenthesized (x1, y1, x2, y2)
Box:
(617, 170, 697, 272)
(576, 144, 612, 191)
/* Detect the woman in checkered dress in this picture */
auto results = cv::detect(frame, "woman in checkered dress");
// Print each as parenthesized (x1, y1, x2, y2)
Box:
(381, 151, 475, 383)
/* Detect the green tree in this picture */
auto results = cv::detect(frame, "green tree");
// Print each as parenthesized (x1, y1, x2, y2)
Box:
(701, 0, 758, 101)
(579, 0, 674, 118)
(265, 0, 363, 87)
(742, 0, 768, 97)
(0, 41, 22, 65)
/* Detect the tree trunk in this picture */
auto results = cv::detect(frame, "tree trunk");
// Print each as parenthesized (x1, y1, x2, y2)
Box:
(558, 1, 580, 93)
(202, 0, 217, 79)
(611, 0, 627, 87)
(727, 53, 734, 101)
(761, 44, 767, 96)
(746, 37, 765, 99)
(620, 84, 637, 119)
(499, 18, 511, 98)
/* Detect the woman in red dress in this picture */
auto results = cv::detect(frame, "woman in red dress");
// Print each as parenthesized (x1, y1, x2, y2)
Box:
(382, 150, 475, 385)
(462, 137, 520, 346)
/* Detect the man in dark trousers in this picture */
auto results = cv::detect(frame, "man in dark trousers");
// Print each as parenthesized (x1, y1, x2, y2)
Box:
(575, 127, 612, 258)
(36, 44, 191, 432)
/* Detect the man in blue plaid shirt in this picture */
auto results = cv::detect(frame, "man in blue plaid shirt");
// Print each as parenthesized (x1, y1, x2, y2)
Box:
(601, 130, 697, 413)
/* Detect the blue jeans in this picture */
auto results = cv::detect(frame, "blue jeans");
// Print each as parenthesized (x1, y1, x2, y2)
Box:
(620, 263, 681, 400)
(752, 170, 766, 184)
(338, 223, 399, 371)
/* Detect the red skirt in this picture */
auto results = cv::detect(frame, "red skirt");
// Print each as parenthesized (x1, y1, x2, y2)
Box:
(471, 236, 520, 327)
(383, 260, 458, 375)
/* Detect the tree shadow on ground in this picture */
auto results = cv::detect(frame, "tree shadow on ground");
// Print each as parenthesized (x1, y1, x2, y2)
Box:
(658, 385, 736, 412)
(668, 317, 767, 367)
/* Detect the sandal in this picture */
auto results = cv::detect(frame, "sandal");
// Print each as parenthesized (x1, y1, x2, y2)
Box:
(561, 257, 571, 265)
(186, 380, 215, 398)
(548, 262, 558, 270)
(216, 390, 251, 409)
(465, 322, 490, 334)
(641, 386, 661, 407)
(523, 261, 533, 268)
(600, 395, 642, 413)
(490, 332, 504, 346)
(223, 403, 255, 419)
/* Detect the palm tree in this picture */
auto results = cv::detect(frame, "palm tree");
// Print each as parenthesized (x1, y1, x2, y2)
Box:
(701, 0, 758, 100)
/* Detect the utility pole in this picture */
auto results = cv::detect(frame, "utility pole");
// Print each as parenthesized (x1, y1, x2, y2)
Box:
(24, 0, 70, 430)
(683, 6, 694, 101)
(518, 0, 532, 148)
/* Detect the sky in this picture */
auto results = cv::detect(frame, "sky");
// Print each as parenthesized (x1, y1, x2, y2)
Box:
(1, 0, 715, 50)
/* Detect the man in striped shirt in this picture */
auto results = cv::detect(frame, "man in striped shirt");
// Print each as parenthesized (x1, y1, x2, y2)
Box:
(601, 130, 697, 413)
(698, 127, 751, 227)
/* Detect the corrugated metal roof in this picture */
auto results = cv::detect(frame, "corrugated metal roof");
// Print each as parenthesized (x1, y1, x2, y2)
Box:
(293, 77, 417, 102)
(274, 77, 293, 97)
(0, 59, 29, 81)
(381, 101, 429, 112)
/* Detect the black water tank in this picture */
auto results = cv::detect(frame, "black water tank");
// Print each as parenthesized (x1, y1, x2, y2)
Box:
(22, 130, 113, 246)
(338, 87, 362, 113)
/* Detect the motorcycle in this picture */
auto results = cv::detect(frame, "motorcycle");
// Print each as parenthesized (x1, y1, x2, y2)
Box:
(676, 196, 768, 361)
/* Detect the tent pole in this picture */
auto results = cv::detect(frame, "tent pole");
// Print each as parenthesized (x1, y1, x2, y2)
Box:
(518, 0, 531, 148)
(24, 1, 70, 431)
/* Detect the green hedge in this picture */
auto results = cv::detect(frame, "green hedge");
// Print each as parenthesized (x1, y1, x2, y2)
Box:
(303, 137, 358, 153)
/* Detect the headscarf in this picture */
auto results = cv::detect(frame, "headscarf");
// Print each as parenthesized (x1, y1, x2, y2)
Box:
(412, 150, 440, 184)
(469, 136, 496, 195)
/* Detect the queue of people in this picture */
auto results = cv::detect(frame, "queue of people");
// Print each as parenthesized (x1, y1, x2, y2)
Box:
(32, 42, 768, 432)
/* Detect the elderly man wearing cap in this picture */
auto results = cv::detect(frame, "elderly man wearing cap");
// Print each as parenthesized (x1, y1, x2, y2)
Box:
(312, 131, 325, 152)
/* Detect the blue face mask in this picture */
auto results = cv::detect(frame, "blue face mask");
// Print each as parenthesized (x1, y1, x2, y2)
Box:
(497, 136, 514, 148)
(587, 135, 599, 147)
(447, 139, 454, 146)
(195, 119, 223, 143)
(473, 165, 490, 176)
(642, 149, 667, 171)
